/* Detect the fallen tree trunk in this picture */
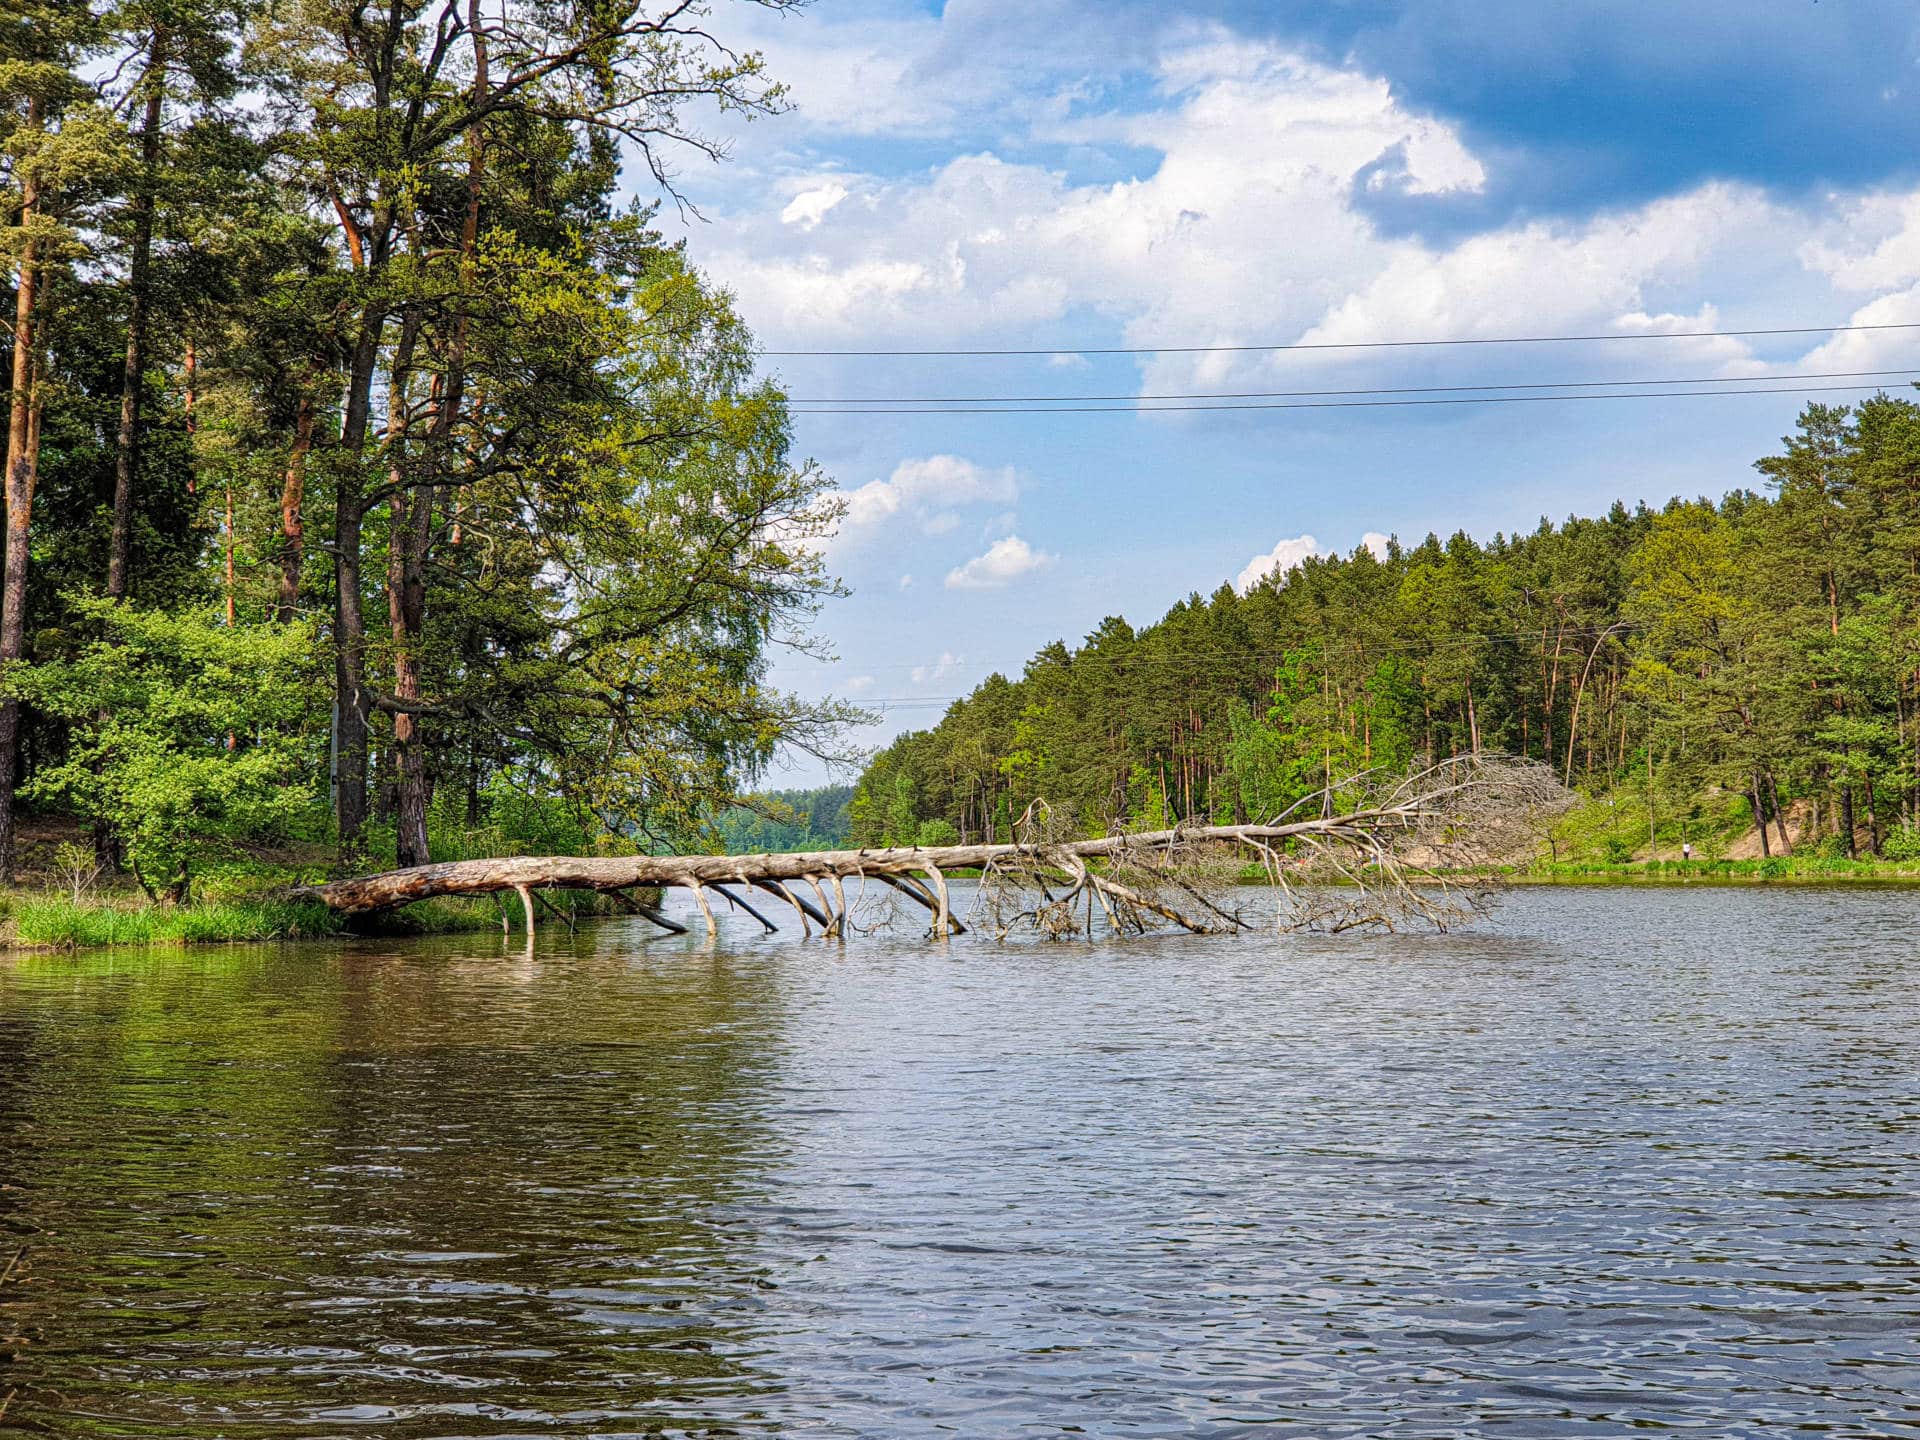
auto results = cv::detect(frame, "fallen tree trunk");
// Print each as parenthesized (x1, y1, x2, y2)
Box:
(292, 757, 1569, 938)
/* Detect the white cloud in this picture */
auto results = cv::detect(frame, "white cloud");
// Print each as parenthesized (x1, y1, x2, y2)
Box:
(1234, 534, 1321, 594)
(898, 573, 913, 590)
(698, 28, 1898, 400)
(836, 455, 1020, 550)
(780, 182, 850, 230)
(1360, 531, 1393, 559)
(945, 535, 1056, 590)
(703, 34, 1495, 372)
(845, 674, 876, 692)
(912, 651, 966, 683)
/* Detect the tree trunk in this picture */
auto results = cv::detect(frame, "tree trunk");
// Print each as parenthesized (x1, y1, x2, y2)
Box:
(107, 41, 166, 600)
(0, 115, 43, 880)
(1750, 772, 1771, 858)
(1766, 768, 1792, 856)
(388, 7, 489, 869)
(1839, 765, 1857, 859)
(332, 315, 384, 860)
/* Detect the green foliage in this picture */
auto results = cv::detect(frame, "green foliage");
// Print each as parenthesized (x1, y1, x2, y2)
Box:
(713, 786, 853, 854)
(14, 600, 324, 901)
(1883, 825, 1920, 861)
(0, 0, 865, 905)
(915, 818, 959, 847)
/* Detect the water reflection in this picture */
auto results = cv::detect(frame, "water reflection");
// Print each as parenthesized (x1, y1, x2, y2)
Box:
(2, 885, 1920, 1435)
(0, 933, 789, 1433)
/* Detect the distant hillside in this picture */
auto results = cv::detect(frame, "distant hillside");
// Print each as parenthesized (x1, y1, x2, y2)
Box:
(714, 786, 853, 854)
(848, 398, 1920, 865)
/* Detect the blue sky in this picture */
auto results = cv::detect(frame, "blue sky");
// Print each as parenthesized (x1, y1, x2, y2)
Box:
(654, 0, 1920, 783)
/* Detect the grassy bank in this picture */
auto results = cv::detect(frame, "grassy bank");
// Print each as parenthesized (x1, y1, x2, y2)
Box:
(1514, 856, 1920, 883)
(0, 813, 669, 954)
(0, 892, 526, 952)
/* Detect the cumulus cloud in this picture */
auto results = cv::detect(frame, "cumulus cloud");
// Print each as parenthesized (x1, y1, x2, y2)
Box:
(945, 536, 1056, 590)
(1235, 534, 1322, 594)
(836, 455, 1020, 550)
(694, 25, 1905, 401)
(780, 182, 850, 230)
(898, 573, 913, 590)
(703, 38, 1481, 352)
(1235, 531, 1403, 592)
(845, 674, 876, 692)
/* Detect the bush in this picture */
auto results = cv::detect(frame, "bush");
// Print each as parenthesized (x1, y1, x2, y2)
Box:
(916, 818, 960, 847)
(14, 600, 324, 903)
(1602, 835, 1635, 864)
(1884, 825, 1920, 861)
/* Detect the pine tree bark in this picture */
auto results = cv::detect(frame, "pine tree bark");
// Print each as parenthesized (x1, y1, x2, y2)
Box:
(107, 33, 166, 602)
(333, 316, 383, 860)
(0, 107, 44, 881)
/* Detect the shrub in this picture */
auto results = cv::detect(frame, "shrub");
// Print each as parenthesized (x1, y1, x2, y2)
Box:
(14, 600, 324, 904)
(1884, 825, 1920, 862)
(916, 818, 960, 848)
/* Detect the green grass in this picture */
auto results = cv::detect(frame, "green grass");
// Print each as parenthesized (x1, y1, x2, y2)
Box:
(7, 892, 521, 950)
(11, 896, 347, 949)
(1516, 855, 1920, 883)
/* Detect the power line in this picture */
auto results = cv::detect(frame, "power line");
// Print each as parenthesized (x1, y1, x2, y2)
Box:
(786, 366, 1920, 407)
(789, 380, 1914, 416)
(816, 625, 1661, 709)
(785, 624, 1656, 681)
(762, 320, 1920, 360)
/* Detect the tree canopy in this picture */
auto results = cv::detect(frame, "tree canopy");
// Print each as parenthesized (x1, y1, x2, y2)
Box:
(1, 0, 855, 899)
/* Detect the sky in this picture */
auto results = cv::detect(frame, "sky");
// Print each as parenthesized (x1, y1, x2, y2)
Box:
(649, 0, 1920, 784)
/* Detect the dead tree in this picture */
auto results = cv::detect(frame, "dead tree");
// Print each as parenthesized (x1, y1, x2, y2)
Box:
(292, 756, 1569, 939)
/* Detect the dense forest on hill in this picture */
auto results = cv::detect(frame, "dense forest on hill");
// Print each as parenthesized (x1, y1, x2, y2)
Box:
(0, 0, 851, 904)
(854, 399, 1920, 863)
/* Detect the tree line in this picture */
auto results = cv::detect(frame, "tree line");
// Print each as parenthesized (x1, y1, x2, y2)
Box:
(854, 398, 1920, 861)
(2, 0, 852, 899)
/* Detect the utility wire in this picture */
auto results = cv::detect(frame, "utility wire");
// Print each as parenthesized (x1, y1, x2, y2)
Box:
(780, 624, 1658, 680)
(762, 320, 1920, 359)
(809, 625, 1661, 708)
(790, 380, 1914, 416)
(786, 366, 1920, 407)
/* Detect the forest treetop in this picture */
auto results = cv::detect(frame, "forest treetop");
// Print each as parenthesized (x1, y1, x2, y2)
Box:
(852, 397, 1920, 865)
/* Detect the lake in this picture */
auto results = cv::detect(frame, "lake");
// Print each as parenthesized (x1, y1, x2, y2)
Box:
(1, 885, 1917, 1436)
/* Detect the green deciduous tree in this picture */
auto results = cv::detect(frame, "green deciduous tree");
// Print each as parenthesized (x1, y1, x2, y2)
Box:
(16, 598, 322, 900)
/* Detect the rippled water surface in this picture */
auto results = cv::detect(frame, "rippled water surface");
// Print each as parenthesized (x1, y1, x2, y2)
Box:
(3, 885, 1920, 1436)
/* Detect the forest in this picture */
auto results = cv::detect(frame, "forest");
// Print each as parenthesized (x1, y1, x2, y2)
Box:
(853, 399, 1920, 865)
(0, 0, 856, 908)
